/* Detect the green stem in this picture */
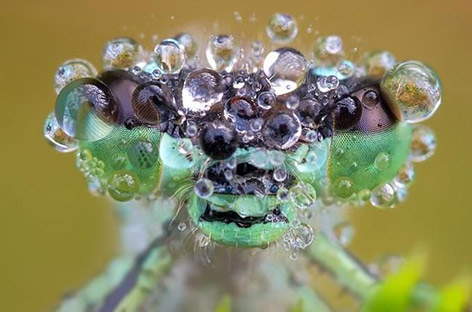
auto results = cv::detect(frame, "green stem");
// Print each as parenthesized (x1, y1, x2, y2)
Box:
(306, 233, 378, 300)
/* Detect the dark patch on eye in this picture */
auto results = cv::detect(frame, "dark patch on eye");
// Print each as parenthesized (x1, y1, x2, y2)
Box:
(200, 204, 288, 228)
(335, 80, 398, 134)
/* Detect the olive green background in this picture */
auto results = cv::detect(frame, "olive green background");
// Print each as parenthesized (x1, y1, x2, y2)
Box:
(0, 0, 471, 311)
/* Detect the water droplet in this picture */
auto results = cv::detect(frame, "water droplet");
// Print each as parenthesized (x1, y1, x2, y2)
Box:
(263, 48, 306, 95)
(153, 38, 186, 74)
(206, 35, 238, 72)
(78, 149, 92, 162)
(257, 91, 276, 109)
(55, 78, 116, 141)
(250, 148, 269, 168)
(305, 130, 317, 142)
(332, 177, 355, 199)
(370, 183, 396, 208)
(358, 189, 371, 202)
(362, 51, 396, 79)
(313, 36, 343, 66)
(262, 112, 302, 149)
(195, 178, 214, 198)
(44, 112, 78, 152)
(199, 122, 238, 160)
(266, 13, 298, 44)
(54, 59, 98, 94)
(333, 96, 362, 130)
(102, 37, 143, 70)
(111, 154, 127, 170)
(185, 120, 198, 137)
(126, 139, 159, 169)
(362, 90, 380, 109)
(394, 163, 415, 187)
(269, 150, 286, 166)
(374, 152, 390, 170)
(291, 182, 317, 209)
(409, 124, 437, 162)
(182, 69, 223, 113)
(174, 33, 198, 59)
(381, 61, 442, 123)
(337, 60, 355, 78)
(232, 75, 245, 89)
(277, 187, 290, 202)
(107, 170, 140, 202)
(316, 75, 339, 93)
(224, 96, 257, 132)
(233, 11, 242, 23)
(291, 222, 314, 249)
(333, 221, 354, 245)
(273, 168, 287, 182)
(285, 95, 300, 110)
(250, 118, 264, 132)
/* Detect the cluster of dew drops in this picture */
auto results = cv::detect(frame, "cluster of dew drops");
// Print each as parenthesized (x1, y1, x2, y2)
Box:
(45, 12, 439, 259)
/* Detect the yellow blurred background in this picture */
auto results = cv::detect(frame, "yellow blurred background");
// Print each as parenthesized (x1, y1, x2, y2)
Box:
(0, 0, 471, 311)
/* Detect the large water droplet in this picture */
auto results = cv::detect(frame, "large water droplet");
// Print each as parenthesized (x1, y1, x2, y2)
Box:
(153, 38, 186, 74)
(182, 69, 223, 113)
(199, 122, 238, 160)
(263, 48, 306, 95)
(206, 35, 238, 72)
(54, 59, 98, 94)
(55, 78, 117, 141)
(224, 96, 257, 132)
(102, 37, 143, 70)
(262, 112, 302, 149)
(266, 13, 298, 44)
(381, 60, 442, 123)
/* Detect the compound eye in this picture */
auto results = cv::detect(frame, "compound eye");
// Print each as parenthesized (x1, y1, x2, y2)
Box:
(200, 122, 238, 160)
(132, 82, 173, 125)
(262, 112, 302, 150)
(334, 97, 362, 130)
(55, 78, 117, 141)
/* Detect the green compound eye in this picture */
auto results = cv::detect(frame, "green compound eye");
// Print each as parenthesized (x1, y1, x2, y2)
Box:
(78, 126, 161, 201)
(329, 83, 412, 201)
